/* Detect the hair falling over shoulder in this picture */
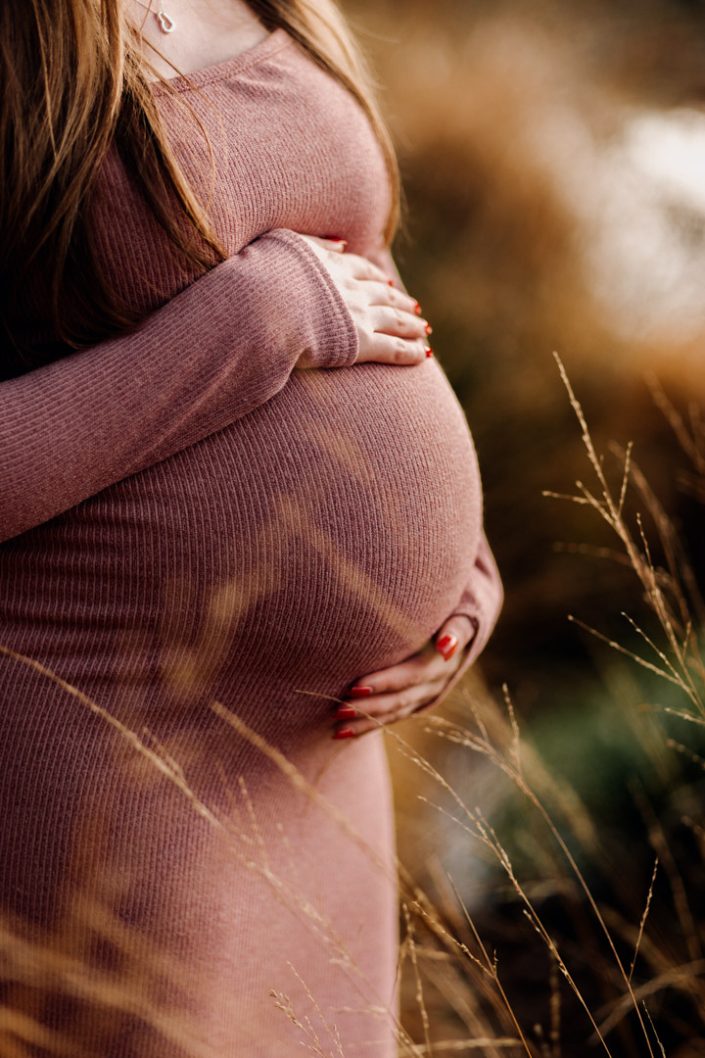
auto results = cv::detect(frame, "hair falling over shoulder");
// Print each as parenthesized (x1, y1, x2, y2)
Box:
(0, 0, 402, 372)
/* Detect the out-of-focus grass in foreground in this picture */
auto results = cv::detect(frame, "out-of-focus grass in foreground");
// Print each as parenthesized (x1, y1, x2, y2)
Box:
(2, 362, 703, 1055)
(388, 359, 705, 1055)
(3, 3, 705, 1053)
(337, 4, 705, 1048)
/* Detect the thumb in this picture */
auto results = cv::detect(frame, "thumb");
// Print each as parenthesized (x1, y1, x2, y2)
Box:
(434, 614, 476, 661)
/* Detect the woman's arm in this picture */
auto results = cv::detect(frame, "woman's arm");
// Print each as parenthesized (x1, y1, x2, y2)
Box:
(0, 228, 358, 543)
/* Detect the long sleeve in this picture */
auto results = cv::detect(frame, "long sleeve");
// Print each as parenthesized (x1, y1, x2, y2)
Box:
(0, 228, 358, 543)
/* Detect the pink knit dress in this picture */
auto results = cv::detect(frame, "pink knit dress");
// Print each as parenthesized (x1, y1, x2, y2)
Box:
(0, 26, 502, 1057)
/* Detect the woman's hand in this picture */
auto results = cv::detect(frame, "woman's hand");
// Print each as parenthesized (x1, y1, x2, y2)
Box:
(294, 234, 433, 367)
(330, 614, 477, 739)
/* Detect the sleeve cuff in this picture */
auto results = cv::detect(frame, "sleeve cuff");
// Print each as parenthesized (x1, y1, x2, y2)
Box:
(267, 229, 359, 369)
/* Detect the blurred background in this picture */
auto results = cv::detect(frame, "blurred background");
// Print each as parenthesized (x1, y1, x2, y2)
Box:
(340, 1, 705, 1053)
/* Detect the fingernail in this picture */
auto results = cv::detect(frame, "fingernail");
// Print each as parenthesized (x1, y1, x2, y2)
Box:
(334, 705, 358, 720)
(333, 727, 357, 740)
(413, 301, 422, 316)
(349, 685, 373, 698)
(425, 322, 433, 336)
(425, 346, 434, 358)
(436, 633, 459, 659)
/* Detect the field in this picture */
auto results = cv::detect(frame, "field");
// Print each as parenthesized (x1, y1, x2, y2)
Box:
(341, 1, 705, 1052)
(2, 1, 705, 1053)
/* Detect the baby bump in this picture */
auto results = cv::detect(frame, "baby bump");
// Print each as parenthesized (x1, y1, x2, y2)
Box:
(228, 360, 484, 672)
(0, 359, 483, 718)
(134, 358, 483, 700)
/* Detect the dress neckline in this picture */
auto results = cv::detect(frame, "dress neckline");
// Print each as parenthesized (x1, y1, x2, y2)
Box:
(150, 25, 292, 96)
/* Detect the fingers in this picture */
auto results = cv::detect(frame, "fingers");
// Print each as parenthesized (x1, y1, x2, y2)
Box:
(363, 280, 421, 315)
(301, 236, 389, 281)
(293, 234, 434, 367)
(331, 676, 450, 738)
(347, 254, 396, 285)
(342, 640, 455, 699)
(330, 615, 478, 739)
(434, 614, 477, 661)
(355, 282, 433, 364)
(358, 333, 432, 366)
(369, 304, 431, 342)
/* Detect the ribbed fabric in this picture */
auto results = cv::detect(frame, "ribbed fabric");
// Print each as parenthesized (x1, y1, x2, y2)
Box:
(0, 25, 502, 1057)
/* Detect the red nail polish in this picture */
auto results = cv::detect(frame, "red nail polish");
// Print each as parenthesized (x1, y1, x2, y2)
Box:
(436, 634, 458, 659)
(413, 301, 422, 316)
(425, 322, 433, 336)
(349, 686, 373, 698)
(333, 728, 357, 739)
(425, 347, 434, 358)
(334, 705, 358, 720)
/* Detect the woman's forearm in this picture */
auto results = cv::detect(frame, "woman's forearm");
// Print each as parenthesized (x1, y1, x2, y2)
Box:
(0, 228, 358, 542)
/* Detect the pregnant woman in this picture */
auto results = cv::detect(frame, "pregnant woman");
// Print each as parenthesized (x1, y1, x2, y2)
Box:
(0, 0, 502, 1054)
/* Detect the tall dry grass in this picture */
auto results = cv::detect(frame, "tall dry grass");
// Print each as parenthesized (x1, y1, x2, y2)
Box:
(389, 357, 705, 1056)
(344, 0, 705, 694)
(1, 360, 704, 1056)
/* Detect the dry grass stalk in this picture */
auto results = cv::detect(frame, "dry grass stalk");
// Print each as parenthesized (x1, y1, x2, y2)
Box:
(2, 361, 705, 1054)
